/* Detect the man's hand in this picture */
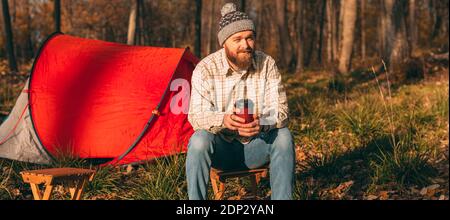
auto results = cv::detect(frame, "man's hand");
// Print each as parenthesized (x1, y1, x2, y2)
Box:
(237, 115, 260, 137)
(224, 110, 260, 138)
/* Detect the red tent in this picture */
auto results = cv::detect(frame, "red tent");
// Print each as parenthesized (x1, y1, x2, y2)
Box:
(7, 33, 198, 165)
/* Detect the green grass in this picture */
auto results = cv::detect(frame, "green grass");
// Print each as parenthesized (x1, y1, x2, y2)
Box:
(125, 155, 188, 200)
(369, 134, 438, 190)
(336, 96, 384, 146)
(289, 67, 448, 200)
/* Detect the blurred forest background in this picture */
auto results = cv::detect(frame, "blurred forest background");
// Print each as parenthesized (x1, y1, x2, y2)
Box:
(0, 0, 448, 74)
(0, 0, 449, 200)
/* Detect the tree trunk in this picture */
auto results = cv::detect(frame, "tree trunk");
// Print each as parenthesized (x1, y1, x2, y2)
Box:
(139, 0, 151, 45)
(54, 0, 61, 32)
(332, 0, 340, 62)
(305, 2, 319, 67)
(429, 0, 448, 44)
(407, 0, 416, 53)
(201, 0, 214, 56)
(391, 0, 410, 68)
(337, 0, 345, 55)
(317, 0, 327, 64)
(360, 0, 366, 60)
(211, 0, 221, 53)
(25, 0, 33, 60)
(275, 0, 293, 70)
(254, 0, 264, 51)
(325, 0, 334, 65)
(136, 0, 142, 45)
(137, 0, 147, 45)
(382, 0, 393, 63)
(338, 0, 357, 74)
(381, 0, 410, 70)
(430, 0, 442, 41)
(1, 0, 18, 72)
(295, 0, 304, 75)
(127, 0, 138, 45)
(210, 0, 227, 52)
(195, 0, 202, 58)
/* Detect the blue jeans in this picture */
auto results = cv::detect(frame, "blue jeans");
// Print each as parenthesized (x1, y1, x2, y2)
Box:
(185, 127, 295, 200)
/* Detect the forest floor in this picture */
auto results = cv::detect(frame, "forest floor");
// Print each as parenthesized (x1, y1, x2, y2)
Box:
(0, 58, 448, 200)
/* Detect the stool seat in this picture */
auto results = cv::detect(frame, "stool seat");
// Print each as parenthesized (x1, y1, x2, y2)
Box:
(21, 168, 95, 200)
(210, 166, 269, 200)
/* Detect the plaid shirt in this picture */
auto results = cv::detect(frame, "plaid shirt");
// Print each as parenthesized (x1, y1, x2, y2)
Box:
(188, 48, 289, 143)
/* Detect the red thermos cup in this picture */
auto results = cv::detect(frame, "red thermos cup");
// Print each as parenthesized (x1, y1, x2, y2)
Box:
(234, 99, 254, 123)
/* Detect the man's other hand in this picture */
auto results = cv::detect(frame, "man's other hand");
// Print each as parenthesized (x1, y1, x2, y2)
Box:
(224, 112, 260, 138)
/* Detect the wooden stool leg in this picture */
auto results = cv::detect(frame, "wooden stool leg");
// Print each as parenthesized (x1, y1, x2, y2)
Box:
(30, 183, 53, 200)
(76, 177, 88, 200)
(69, 187, 81, 200)
(261, 170, 268, 178)
(210, 172, 219, 199)
(69, 183, 77, 200)
(30, 183, 42, 200)
(210, 171, 225, 200)
(42, 185, 54, 200)
(216, 181, 225, 200)
(249, 175, 258, 199)
(69, 178, 87, 200)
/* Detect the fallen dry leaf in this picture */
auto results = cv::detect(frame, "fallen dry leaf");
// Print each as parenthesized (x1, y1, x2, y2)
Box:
(427, 184, 440, 191)
(420, 187, 428, 196)
(367, 195, 378, 200)
(379, 191, 389, 200)
(326, 181, 355, 199)
(426, 189, 437, 197)
(336, 180, 354, 191)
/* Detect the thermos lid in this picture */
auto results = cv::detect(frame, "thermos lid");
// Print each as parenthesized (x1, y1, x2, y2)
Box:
(234, 98, 254, 109)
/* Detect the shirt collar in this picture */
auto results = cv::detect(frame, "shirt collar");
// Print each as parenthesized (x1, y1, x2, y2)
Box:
(220, 48, 257, 77)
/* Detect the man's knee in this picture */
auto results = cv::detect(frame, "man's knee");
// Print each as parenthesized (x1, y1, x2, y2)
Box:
(271, 127, 295, 154)
(188, 129, 215, 155)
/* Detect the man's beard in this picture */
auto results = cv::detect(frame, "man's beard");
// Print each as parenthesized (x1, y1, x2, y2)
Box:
(225, 47, 255, 70)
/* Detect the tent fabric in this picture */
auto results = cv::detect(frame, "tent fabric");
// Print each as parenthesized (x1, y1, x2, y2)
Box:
(0, 80, 52, 164)
(109, 58, 196, 165)
(0, 33, 198, 165)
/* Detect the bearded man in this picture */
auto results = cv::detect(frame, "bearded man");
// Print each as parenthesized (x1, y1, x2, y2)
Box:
(186, 2, 295, 200)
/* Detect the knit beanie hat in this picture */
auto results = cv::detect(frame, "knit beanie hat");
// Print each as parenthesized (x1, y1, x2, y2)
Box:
(217, 3, 255, 46)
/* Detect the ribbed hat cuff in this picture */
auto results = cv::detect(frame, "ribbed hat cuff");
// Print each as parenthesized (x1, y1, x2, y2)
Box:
(218, 19, 255, 46)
